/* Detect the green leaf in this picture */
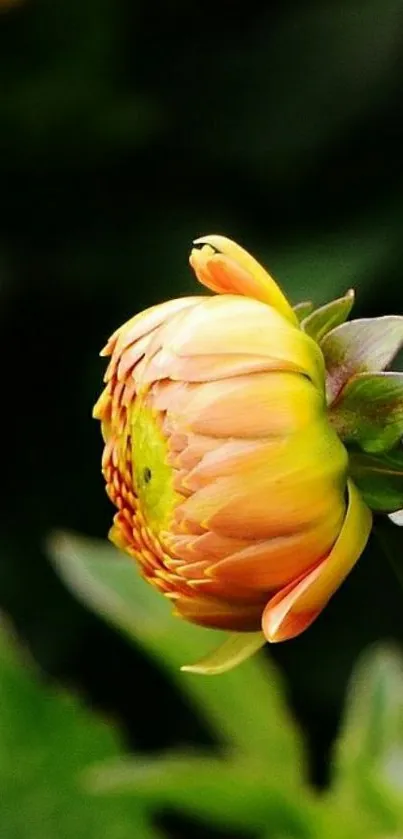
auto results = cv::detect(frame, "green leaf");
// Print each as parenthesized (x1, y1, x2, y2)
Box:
(329, 372, 403, 454)
(294, 301, 314, 322)
(84, 753, 316, 838)
(301, 289, 355, 344)
(0, 620, 161, 839)
(330, 644, 403, 832)
(48, 531, 304, 775)
(321, 317, 403, 404)
(349, 448, 403, 512)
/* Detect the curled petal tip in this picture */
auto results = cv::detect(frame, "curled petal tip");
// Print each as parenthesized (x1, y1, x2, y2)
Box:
(190, 234, 297, 323)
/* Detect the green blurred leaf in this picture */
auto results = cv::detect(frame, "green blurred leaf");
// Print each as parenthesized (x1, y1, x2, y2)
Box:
(349, 449, 403, 512)
(48, 531, 305, 777)
(301, 290, 355, 344)
(330, 644, 403, 833)
(0, 620, 161, 839)
(84, 753, 315, 838)
(330, 372, 403, 454)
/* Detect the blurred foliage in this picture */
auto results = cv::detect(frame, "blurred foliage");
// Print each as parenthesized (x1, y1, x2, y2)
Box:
(1, 0, 403, 836)
(2, 534, 403, 837)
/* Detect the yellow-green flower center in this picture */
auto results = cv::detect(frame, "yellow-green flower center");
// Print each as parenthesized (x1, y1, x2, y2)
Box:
(131, 398, 180, 534)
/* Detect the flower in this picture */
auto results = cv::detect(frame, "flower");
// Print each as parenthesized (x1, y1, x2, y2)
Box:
(94, 235, 382, 673)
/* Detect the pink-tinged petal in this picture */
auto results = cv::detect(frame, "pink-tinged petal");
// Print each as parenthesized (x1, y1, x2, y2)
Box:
(116, 333, 152, 381)
(111, 297, 201, 357)
(170, 372, 323, 439)
(166, 296, 324, 390)
(174, 435, 221, 471)
(262, 480, 372, 642)
(191, 235, 297, 324)
(184, 439, 281, 491)
(141, 349, 291, 384)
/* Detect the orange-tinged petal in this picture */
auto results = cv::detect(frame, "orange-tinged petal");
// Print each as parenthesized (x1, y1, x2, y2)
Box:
(167, 372, 323, 439)
(262, 480, 372, 642)
(172, 593, 263, 631)
(183, 418, 347, 495)
(191, 235, 297, 324)
(209, 504, 344, 590)
(165, 295, 324, 391)
(180, 474, 344, 540)
(163, 530, 250, 564)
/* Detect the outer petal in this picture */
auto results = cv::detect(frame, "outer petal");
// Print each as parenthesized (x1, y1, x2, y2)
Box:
(262, 480, 372, 642)
(191, 235, 298, 324)
(176, 419, 348, 540)
(159, 372, 323, 439)
(158, 295, 324, 392)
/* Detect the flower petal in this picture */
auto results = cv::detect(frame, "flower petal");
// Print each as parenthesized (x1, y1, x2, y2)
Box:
(172, 593, 262, 631)
(181, 631, 266, 675)
(191, 235, 297, 324)
(169, 372, 323, 439)
(262, 480, 372, 642)
(209, 506, 345, 591)
(166, 295, 324, 391)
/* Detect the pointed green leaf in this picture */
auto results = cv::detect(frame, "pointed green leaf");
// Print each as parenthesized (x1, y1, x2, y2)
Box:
(293, 301, 314, 322)
(48, 532, 305, 773)
(322, 317, 403, 403)
(329, 372, 403, 454)
(301, 289, 355, 344)
(349, 449, 403, 512)
(181, 631, 266, 675)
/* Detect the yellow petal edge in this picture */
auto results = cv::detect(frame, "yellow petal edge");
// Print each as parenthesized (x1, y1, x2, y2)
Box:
(181, 631, 266, 676)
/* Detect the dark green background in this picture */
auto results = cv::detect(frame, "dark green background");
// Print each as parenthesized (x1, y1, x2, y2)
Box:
(1, 0, 403, 834)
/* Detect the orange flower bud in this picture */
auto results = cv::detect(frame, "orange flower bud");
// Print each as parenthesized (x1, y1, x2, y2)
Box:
(94, 236, 373, 671)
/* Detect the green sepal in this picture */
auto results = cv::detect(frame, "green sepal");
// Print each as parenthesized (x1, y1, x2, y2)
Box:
(181, 632, 266, 676)
(329, 371, 403, 454)
(349, 448, 403, 512)
(293, 300, 314, 322)
(322, 316, 403, 403)
(301, 289, 354, 344)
